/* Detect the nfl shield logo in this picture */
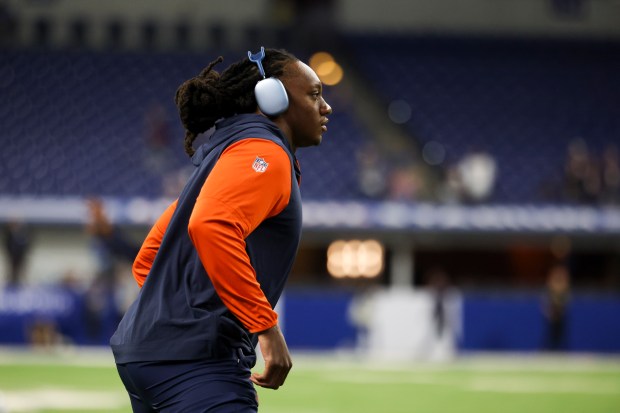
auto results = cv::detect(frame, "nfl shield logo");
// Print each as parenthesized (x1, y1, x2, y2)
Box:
(252, 156, 269, 173)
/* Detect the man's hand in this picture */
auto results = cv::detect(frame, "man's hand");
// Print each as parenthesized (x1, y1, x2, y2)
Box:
(251, 324, 292, 390)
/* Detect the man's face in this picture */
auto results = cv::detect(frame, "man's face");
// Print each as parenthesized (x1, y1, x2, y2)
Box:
(278, 61, 332, 151)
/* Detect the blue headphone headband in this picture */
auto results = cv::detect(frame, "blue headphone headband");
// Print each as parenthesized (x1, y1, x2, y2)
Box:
(248, 46, 267, 78)
(247, 46, 289, 116)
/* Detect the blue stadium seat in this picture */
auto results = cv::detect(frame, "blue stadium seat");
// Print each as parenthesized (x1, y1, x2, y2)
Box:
(345, 35, 620, 203)
(3, 38, 618, 204)
(0, 50, 369, 200)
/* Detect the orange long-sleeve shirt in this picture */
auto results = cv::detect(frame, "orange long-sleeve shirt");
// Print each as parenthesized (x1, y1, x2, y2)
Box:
(132, 138, 292, 333)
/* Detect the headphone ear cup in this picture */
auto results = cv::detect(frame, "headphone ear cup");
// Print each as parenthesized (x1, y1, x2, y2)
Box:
(254, 78, 289, 116)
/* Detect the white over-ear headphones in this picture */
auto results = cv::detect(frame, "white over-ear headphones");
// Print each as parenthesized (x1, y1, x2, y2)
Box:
(248, 47, 289, 116)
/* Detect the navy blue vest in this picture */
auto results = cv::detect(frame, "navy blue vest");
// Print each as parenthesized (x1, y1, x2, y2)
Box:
(110, 114, 302, 363)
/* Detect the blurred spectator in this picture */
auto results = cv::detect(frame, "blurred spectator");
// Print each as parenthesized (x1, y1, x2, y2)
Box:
(86, 198, 140, 268)
(355, 143, 389, 199)
(347, 285, 380, 356)
(426, 268, 460, 332)
(435, 161, 462, 204)
(542, 263, 571, 351)
(435, 148, 497, 204)
(3, 219, 31, 287)
(427, 267, 450, 339)
(27, 318, 63, 349)
(423, 267, 461, 361)
(84, 199, 140, 342)
(456, 148, 497, 203)
(388, 164, 423, 201)
(600, 143, 620, 205)
(562, 137, 601, 203)
(143, 102, 174, 174)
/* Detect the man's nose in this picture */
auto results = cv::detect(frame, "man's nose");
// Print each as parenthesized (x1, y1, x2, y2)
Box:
(322, 99, 332, 115)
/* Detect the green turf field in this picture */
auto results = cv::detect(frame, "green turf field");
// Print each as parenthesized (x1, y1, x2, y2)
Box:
(0, 349, 618, 413)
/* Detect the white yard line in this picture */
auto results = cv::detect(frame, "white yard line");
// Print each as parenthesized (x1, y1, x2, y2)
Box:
(322, 372, 620, 395)
(288, 351, 620, 374)
(464, 377, 620, 394)
(0, 346, 114, 367)
(0, 388, 128, 412)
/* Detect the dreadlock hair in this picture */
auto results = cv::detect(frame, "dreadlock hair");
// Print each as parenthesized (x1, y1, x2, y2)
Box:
(174, 48, 298, 157)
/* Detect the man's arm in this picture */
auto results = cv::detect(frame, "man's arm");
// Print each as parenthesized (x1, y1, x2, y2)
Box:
(132, 200, 178, 287)
(188, 138, 293, 388)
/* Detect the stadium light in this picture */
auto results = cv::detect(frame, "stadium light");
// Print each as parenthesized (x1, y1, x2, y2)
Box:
(327, 239, 384, 279)
(309, 51, 344, 86)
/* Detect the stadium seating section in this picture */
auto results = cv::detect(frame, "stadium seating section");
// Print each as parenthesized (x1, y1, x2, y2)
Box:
(345, 35, 620, 203)
(1, 36, 619, 203)
(0, 49, 367, 200)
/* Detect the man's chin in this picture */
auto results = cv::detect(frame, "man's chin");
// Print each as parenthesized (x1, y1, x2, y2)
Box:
(297, 135, 323, 149)
(302, 137, 323, 148)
